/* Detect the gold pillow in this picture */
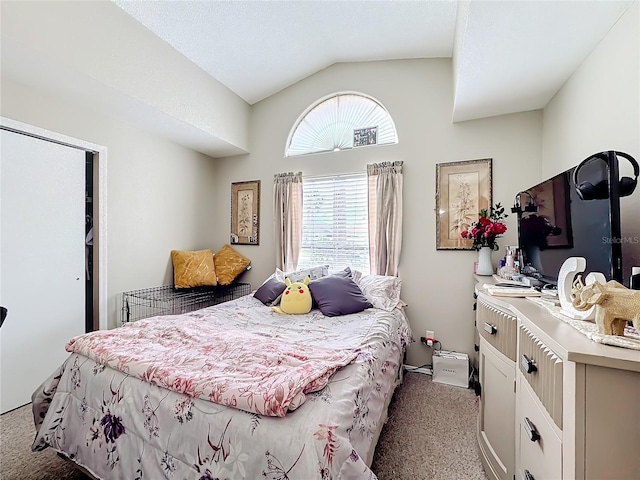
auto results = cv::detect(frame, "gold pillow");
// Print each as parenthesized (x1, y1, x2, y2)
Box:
(171, 249, 217, 288)
(214, 244, 251, 285)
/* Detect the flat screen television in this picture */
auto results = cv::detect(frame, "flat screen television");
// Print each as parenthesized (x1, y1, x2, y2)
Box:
(516, 154, 623, 286)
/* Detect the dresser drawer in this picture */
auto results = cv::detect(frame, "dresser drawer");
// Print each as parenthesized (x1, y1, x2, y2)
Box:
(517, 380, 562, 480)
(477, 298, 517, 361)
(518, 324, 563, 429)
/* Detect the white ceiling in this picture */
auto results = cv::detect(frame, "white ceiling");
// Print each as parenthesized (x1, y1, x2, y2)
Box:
(113, 0, 633, 122)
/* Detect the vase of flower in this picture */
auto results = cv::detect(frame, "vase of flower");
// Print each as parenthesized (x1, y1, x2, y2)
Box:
(460, 203, 508, 276)
(477, 246, 494, 276)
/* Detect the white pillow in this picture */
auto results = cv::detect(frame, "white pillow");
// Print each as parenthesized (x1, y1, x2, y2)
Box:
(259, 272, 277, 285)
(279, 265, 330, 283)
(354, 272, 402, 312)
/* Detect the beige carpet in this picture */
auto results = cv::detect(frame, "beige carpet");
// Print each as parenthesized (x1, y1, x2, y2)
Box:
(0, 404, 86, 480)
(0, 372, 486, 480)
(371, 372, 487, 480)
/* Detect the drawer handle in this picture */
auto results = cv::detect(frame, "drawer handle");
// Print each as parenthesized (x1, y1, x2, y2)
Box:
(524, 417, 541, 442)
(523, 470, 535, 480)
(521, 354, 537, 374)
(483, 322, 497, 335)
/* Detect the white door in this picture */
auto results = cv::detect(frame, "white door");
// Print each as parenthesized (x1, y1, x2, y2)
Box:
(0, 129, 86, 414)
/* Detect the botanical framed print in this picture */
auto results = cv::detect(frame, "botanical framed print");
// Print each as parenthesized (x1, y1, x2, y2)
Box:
(436, 158, 492, 250)
(230, 180, 260, 245)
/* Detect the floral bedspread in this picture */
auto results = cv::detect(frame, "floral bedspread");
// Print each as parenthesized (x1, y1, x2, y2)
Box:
(32, 295, 413, 480)
(65, 315, 358, 417)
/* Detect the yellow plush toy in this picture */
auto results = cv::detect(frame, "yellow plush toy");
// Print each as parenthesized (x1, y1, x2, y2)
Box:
(272, 277, 312, 314)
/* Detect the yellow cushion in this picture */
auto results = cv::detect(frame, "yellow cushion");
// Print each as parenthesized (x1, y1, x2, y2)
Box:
(214, 244, 251, 285)
(171, 249, 217, 288)
(273, 277, 312, 314)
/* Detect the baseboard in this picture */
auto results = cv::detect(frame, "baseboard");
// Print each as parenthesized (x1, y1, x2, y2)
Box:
(403, 364, 433, 375)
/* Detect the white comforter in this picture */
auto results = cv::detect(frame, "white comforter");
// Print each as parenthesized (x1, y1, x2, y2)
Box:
(32, 295, 412, 480)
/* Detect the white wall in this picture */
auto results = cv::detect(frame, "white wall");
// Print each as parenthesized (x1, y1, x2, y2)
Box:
(1, 78, 219, 329)
(1, 1, 250, 157)
(213, 59, 542, 366)
(542, 2, 639, 283)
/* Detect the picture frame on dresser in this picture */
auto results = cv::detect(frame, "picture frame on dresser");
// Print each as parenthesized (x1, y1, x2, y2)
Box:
(436, 158, 492, 250)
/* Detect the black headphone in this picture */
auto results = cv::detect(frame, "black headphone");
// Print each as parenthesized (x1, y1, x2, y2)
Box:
(573, 150, 639, 200)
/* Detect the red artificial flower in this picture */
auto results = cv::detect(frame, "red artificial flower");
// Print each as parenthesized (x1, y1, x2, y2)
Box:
(464, 204, 508, 250)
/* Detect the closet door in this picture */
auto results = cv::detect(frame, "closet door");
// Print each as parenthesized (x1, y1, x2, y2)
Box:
(0, 129, 86, 414)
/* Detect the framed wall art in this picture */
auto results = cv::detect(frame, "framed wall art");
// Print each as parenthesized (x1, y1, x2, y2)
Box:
(436, 158, 492, 250)
(353, 126, 377, 147)
(230, 180, 260, 245)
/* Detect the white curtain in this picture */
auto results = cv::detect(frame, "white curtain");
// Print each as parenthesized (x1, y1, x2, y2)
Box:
(273, 172, 303, 272)
(367, 161, 403, 276)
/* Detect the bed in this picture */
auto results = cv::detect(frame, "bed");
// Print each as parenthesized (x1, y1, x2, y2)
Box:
(31, 290, 412, 480)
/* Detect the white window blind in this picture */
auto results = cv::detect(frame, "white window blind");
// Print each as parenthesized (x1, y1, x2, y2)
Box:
(285, 92, 398, 157)
(299, 173, 370, 274)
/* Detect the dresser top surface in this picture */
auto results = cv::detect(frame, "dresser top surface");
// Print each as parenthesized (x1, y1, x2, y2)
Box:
(475, 280, 640, 372)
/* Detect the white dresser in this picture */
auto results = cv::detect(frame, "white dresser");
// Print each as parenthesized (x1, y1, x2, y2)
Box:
(475, 282, 640, 480)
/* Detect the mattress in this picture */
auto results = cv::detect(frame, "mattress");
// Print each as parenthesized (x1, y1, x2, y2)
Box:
(31, 294, 412, 480)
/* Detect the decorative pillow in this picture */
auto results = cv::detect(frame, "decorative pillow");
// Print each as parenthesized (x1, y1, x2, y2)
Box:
(332, 267, 352, 278)
(254, 277, 286, 305)
(308, 274, 373, 317)
(214, 244, 251, 285)
(274, 268, 286, 282)
(355, 274, 402, 312)
(171, 249, 217, 289)
(273, 265, 334, 307)
(275, 265, 329, 282)
(272, 277, 313, 315)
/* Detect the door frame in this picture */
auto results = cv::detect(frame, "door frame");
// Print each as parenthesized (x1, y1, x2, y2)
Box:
(1, 116, 108, 330)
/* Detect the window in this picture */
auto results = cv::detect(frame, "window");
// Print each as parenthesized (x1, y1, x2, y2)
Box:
(298, 172, 370, 274)
(285, 92, 398, 157)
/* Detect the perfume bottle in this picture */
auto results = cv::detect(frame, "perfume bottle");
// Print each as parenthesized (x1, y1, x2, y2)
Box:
(505, 246, 515, 268)
(514, 247, 522, 274)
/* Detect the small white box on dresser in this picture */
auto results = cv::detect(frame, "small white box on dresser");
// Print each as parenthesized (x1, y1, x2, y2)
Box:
(432, 351, 469, 388)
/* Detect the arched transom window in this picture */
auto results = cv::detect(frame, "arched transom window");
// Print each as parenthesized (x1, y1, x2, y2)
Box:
(285, 92, 398, 157)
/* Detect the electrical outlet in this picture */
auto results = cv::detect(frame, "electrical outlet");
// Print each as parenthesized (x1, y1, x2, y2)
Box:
(421, 332, 436, 348)
(426, 330, 435, 341)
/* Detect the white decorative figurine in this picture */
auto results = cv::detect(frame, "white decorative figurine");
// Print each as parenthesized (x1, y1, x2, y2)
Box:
(557, 257, 606, 320)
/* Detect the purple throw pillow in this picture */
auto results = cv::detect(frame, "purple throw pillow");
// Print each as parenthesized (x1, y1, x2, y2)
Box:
(308, 274, 372, 317)
(254, 278, 286, 305)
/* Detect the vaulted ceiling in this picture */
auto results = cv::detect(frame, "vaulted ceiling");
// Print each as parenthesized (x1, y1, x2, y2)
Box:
(1, 1, 634, 158)
(114, 0, 633, 122)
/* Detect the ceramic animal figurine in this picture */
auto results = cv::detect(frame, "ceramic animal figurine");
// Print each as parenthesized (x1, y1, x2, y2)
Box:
(572, 276, 640, 335)
(272, 277, 312, 314)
